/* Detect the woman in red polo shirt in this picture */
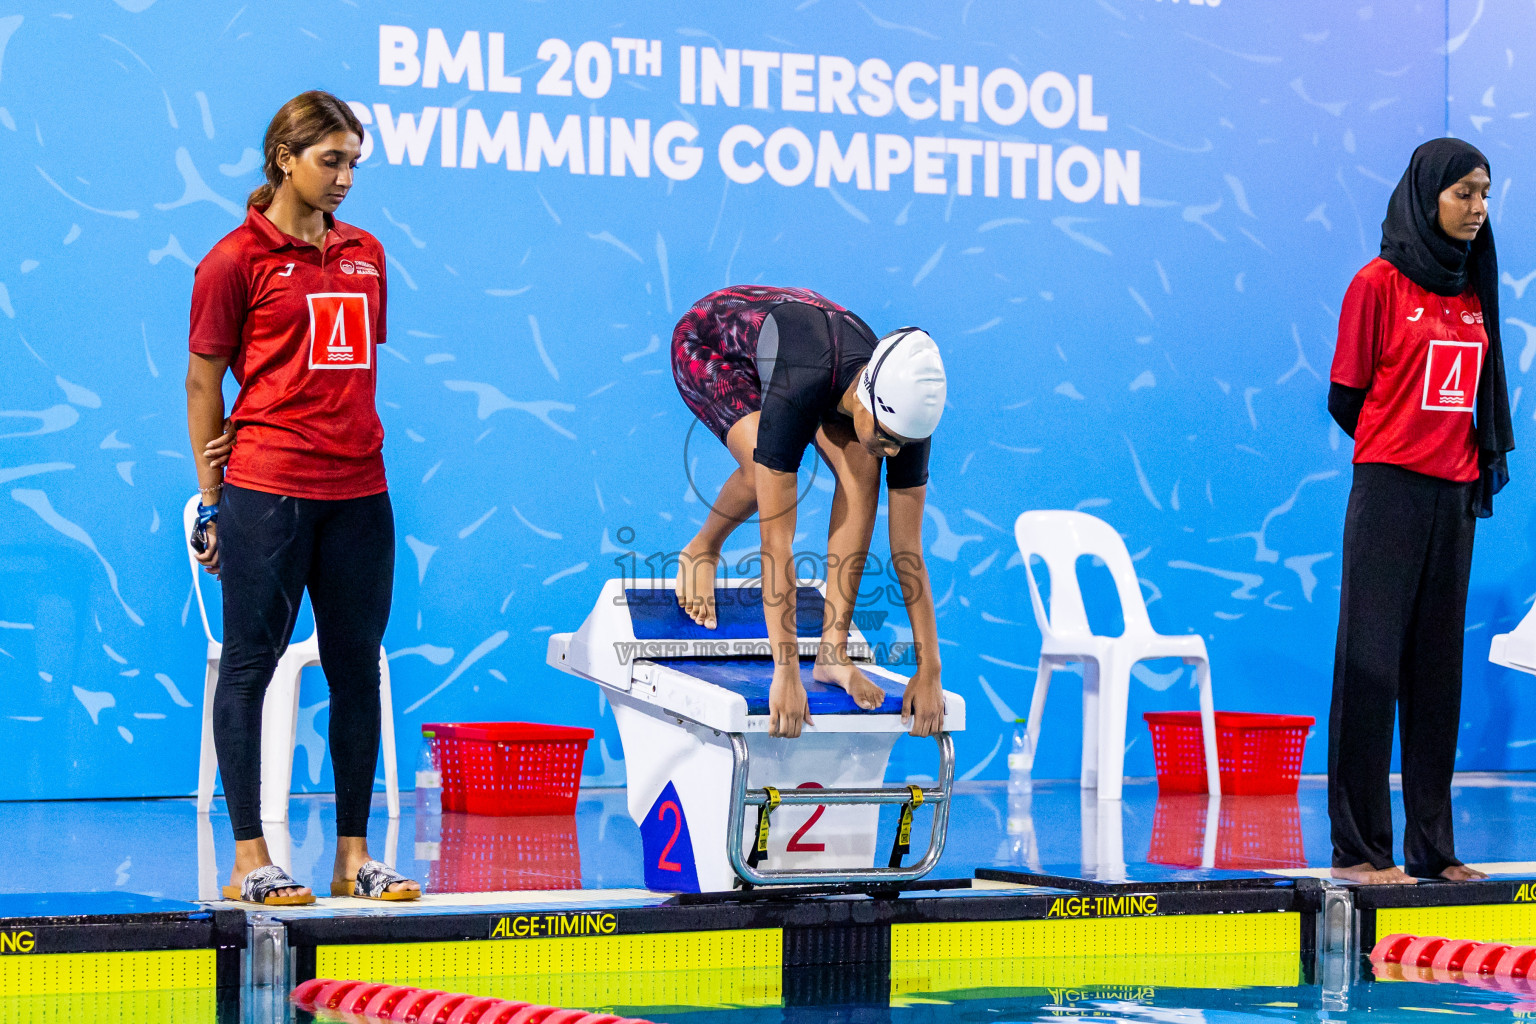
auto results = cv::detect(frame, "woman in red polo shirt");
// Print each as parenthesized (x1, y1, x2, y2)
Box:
(1328, 138, 1513, 885)
(184, 91, 418, 904)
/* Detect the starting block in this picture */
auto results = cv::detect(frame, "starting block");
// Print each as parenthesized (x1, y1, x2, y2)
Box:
(547, 578, 965, 891)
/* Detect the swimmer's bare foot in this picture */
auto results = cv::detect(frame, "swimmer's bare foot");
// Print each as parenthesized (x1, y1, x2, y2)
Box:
(673, 542, 720, 629)
(1440, 863, 1488, 881)
(1331, 862, 1417, 885)
(813, 659, 886, 710)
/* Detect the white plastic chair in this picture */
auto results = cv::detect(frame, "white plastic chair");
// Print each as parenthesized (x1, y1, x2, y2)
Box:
(185, 495, 399, 823)
(1490, 603, 1536, 675)
(1013, 510, 1220, 801)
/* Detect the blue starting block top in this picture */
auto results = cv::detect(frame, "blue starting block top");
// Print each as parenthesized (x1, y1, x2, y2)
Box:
(650, 656, 905, 716)
(626, 586, 827, 641)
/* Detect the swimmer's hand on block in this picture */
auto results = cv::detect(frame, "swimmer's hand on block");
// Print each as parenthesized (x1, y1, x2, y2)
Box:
(769, 661, 811, 738)
(899, 660, 944, 737)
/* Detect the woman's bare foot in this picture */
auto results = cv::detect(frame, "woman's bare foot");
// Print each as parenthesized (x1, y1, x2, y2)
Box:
(334, 837, 420, 896)
(231, 837, 309, 899)
(1331, 862, 1417, 885)
(674, 543, 720, 629)
(1440, 863, 1488, 881)
(812, 659, 887, 710)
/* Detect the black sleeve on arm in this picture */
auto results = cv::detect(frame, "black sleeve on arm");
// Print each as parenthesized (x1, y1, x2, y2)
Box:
(886, 437, 931, 489)
(834, 310, 880, 384)
(1328, 382, 1367, 439)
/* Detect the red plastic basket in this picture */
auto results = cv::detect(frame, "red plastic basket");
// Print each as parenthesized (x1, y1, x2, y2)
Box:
(1147, 793, 1306, 870)
(429, 813, 583, 892)
(425, 722, 593, 816)
(1143, 711, 1314, 795)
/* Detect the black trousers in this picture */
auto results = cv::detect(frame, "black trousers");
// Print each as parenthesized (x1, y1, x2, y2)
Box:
(1329, 462, 1475, 877)
(214, 483, 395, 841)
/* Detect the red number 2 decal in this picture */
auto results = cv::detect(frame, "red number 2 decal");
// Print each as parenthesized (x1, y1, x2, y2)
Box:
(786, 782, 826, 852)
(656, 799, 684, 871)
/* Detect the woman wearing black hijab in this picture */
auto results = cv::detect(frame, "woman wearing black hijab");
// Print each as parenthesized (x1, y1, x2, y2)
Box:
(1327, 138, 1513, 884)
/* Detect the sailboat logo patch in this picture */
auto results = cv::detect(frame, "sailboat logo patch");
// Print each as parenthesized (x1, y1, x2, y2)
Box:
(307, 293, 371, 370)
(1421, 340, 1481, 413)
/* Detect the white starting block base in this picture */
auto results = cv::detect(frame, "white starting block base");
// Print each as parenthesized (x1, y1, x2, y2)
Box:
(548, 579, 965, 892)
(611, 693, 898, 891)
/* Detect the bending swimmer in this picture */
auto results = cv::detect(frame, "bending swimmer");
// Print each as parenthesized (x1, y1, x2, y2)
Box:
(669, 287, 947, 737)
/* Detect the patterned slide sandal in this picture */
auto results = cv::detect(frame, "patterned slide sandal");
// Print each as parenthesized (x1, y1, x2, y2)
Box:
(222, 864, 315, 906)
(333, 859, 422, 901)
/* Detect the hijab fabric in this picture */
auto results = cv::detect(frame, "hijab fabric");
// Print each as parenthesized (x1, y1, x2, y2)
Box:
(1380, 138, 1513, 517)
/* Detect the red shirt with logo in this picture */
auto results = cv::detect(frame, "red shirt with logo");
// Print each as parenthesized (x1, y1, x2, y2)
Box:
(1331, 257, 1485, 483)
(189, 206, 388, 500)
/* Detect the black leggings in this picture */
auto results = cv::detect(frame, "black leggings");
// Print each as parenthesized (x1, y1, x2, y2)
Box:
(1328, 462, 1475, 877)
(214, 483, 395, 841)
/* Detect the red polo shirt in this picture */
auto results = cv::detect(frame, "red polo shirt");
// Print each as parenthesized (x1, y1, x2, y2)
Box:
(189, 206, 388, 500)
(1331, 257, 1485, 483)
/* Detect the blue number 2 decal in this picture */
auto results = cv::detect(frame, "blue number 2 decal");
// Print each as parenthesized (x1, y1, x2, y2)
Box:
(641, 782, 699, 892)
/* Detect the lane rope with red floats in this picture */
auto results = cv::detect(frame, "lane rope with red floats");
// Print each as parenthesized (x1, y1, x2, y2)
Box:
(1369, 932, 1536, 993)
(291, 978, 658, 1024)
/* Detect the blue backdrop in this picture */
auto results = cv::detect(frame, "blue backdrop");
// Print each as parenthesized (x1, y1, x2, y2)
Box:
(1, 0, 1531, 800)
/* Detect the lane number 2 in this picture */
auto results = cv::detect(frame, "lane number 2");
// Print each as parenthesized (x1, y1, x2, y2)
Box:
(786, 781, 826, 853)
(656, 799, 684, 872)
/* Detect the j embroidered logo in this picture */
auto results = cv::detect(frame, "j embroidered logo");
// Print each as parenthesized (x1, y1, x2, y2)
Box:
(1407, 308, 1424, 322)
(306, 293, 371, 370)
(1421, 339, 1481, 413)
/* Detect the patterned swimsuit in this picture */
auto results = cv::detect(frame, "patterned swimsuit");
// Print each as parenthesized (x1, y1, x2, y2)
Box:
(670, 284, 932, 488)
(670, 285, 850, 443)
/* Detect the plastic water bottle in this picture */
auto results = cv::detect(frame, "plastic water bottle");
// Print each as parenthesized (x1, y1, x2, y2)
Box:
(1006, 784, 1039, 869)
(1005, 719, 1039, 868)
(1001, 721, 1038, 865)
(1007, 718, 1032, 795)
(415, 730, 443, 816)
(414, 731, 442, 861)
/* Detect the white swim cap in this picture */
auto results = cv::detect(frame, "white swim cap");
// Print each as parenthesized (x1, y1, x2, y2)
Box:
(856, 328, 947, 440)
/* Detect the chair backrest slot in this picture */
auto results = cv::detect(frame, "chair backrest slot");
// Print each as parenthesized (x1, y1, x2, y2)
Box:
(1013, 511, 1154, 641)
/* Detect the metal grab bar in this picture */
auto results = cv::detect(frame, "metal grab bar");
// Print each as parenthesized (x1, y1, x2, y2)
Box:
(725, 731, 956, 887)
(741, 786, 948, 806)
